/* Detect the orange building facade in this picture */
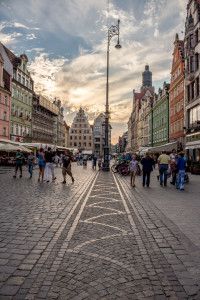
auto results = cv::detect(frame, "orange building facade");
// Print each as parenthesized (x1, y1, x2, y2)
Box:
(169, 34, 185, 150)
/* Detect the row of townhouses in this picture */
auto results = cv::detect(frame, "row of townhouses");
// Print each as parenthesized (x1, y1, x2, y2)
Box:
(0, 42, 65, 147)
(126, 0, 200, 163)
(0, 42, 111, 155)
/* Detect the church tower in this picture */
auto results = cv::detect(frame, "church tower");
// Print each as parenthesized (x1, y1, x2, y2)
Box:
(142, 64, 152, 87)
(141, 64, 154, 94)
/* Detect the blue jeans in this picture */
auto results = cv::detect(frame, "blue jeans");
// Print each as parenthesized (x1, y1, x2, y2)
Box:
(28, 163, 33, 177)
(159, 165, 168, 185)
(176, 170, 185, 190)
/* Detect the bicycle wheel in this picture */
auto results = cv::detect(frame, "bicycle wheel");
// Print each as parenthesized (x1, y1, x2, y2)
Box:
(111, 164, 118, 173)
(119, 167, 129, 176)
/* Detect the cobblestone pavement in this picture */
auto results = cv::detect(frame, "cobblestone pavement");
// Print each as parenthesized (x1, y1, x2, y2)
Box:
(0, 163, 200, 299)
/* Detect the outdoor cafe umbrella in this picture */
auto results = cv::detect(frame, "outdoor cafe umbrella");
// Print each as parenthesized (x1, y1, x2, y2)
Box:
(0, 143, 31, 153)
(0, 143, 19, 152)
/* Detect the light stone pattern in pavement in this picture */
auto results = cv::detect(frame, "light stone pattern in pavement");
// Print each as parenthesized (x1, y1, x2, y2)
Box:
(0, 163, 200, 299)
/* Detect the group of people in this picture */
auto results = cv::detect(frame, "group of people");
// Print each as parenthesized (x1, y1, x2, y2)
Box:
(129, 149, 186, 190)
(13, 148, 74, 184)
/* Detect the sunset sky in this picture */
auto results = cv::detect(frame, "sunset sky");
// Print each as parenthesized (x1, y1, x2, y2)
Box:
(0, 0, 187, 143)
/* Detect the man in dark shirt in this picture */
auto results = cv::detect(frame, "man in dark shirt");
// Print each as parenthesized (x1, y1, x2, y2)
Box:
(13, 149, 24, 178)
(62, 150, 74, 184)
(45, 147, 56, 182)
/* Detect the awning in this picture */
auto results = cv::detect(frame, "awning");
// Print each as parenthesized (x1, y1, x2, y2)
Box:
(147, 141, 178, 153)
(185, 141, 200, 150)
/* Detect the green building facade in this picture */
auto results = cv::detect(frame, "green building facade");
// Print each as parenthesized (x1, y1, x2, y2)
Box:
(149, 82, 170, 147)
(3, 46, 34, 142)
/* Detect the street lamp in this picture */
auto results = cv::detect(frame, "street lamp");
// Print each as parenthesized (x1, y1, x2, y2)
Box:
(103, 19, 121, 171)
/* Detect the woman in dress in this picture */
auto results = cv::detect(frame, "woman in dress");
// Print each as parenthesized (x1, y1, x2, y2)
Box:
(38, 148, 46, 182)
(129, 155, 138, 187)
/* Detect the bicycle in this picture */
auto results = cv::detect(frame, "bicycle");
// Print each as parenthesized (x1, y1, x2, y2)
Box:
(118, 165, 130, 176)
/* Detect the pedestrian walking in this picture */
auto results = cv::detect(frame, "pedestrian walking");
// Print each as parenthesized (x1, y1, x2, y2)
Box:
(27, 151, 35, 178)
(141, 152, 154, 187)
(97, 157, 102, 170)
(62, 150, 74, 184)
(38, 148, 46, 182)
(93, 156, 97, 170)
(170, 149, 177, 185)
(176, 152, 186, 190)
(45, 147, 56, 183)
(129, 155, 138, 187)
(158, 151, 170, 186)
(54, 154, 59, 167)
(59, 155, 62, 168)
(13, 149, 24, 178)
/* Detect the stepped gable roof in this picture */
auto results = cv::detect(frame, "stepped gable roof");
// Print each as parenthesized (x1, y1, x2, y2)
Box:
(2, 44, 21, 68)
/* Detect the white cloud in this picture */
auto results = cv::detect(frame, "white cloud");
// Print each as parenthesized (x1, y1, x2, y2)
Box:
(6, 0, 186, 143)
(0, 31, 22, 44)
(26, 33, 36, 40)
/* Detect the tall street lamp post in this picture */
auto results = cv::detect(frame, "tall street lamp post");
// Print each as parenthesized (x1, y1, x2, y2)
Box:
(103, 19, 121, 171)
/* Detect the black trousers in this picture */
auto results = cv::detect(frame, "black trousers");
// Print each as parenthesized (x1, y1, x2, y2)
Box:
(143, 170, 151, 187)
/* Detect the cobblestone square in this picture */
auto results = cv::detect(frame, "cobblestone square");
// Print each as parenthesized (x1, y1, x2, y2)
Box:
(0, 163, 200, 299)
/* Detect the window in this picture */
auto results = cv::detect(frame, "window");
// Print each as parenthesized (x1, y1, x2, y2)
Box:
(22, 77, 25, 85)
(164, 116, 167, 124)
(16, 90, 19, 99)
(175, 122, 177, 133)
(190, 34, 194, 48)
(18, 74, 21, 82)
(3, 127, 6, 136)
(174, 88, 176, 97)
(178, 120, 180, 132)
(175, 105, 177, 114)
(26, 79, 28, 87)
(84, 142, 86, 147)
(171, 124, 173, 134)
(11, 122, 14, 134)
(175, 71, 177, 79)
(181, 82, 184, 92)
(70, 136, 72, 140)
(177, 103, 180, 112)
(4, 96, 7, 105)
(70, 142, 72, 146)
(16, 124, 19, 135)
(12, 88, 15, 97)
(191, 81, 195, 99)
(181, 101, 184, 110)
(16, 106, 19, 117)
(190, 56, 195, 73)
(195, 29, 199, 44)
(25, 95, 27, 104)
(74, 136, 77, 140)
(89, 143, 91, 147)
(3, 111, 7, 121)
(21, 93, 24, 102)
(178, 68, 181, 76)
(196, 77, 199, 97)
(177, 85, 180, 95)
(79, 136, 81, 140)
(11, 104, 15, 115)
(195, 53, 199, 70)
(84, 136, 86, 140)
(181, 118, 184, 129)
(20, 125, 23, 136)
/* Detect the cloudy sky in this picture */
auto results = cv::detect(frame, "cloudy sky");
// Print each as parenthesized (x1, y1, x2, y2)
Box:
(0, 0, 187, 143)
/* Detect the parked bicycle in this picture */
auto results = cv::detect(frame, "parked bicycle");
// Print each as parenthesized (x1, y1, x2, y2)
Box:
(118, 165, 130, 176)
(111, 160, 129, 173)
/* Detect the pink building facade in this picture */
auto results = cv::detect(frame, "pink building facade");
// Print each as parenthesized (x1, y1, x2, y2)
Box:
(0, 53, 11, 140)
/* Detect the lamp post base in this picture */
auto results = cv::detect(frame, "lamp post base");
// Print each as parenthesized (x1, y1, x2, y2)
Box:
(102, 145, 110, 172)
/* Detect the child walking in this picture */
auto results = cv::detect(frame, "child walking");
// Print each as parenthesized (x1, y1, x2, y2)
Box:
(129, 155, 138, 187)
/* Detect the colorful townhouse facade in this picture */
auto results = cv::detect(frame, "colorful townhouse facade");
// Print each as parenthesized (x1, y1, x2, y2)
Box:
(169, 34, 185, 151)
(151, 82, 170, 147)
(184, 0, 200, 163)
(2, 44, 34, 143)
(0, 52, 12, 140)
